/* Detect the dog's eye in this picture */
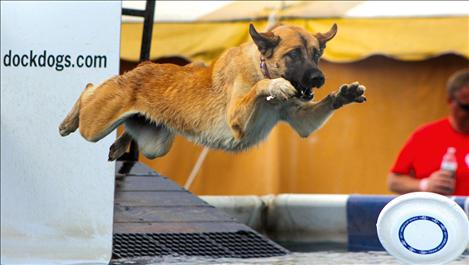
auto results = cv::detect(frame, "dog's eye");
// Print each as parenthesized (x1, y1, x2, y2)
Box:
(312, 49, 321, 62)
(313, 52, 320, 61)
(288, 49, 301, 59)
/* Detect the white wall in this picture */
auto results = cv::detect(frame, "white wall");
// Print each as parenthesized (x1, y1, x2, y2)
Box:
(1, 1, 121, 264)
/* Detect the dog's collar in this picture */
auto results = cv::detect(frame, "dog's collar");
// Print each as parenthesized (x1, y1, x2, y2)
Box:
(260, 57, 271, 79)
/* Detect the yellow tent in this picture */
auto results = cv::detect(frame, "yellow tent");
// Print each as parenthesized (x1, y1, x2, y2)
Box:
(121, 1, 468, 63)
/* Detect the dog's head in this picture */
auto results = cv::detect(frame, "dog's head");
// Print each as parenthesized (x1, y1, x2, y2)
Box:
(249, 23, 337, 100)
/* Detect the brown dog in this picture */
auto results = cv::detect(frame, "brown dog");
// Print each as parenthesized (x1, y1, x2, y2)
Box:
(59, 23, 366, 160)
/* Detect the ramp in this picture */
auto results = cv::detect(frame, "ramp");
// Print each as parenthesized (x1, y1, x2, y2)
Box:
(112, 162, 289, 260)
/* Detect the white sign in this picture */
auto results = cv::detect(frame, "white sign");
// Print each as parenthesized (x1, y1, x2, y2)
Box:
(1, 1, 121, 264)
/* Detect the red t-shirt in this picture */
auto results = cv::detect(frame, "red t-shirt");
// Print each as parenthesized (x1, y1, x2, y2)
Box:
(391, 118, 469, 195)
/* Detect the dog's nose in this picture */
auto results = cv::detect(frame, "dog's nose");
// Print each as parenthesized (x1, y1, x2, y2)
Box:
(311, 74, 325, 88)
(303, 70, 325, 88)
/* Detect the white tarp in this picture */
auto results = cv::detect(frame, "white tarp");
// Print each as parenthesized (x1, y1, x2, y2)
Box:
(1, 1, 120, 264)
(122, 1, 468, 22)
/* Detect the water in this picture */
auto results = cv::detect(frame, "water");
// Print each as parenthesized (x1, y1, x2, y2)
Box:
(112, 250, 469, 265)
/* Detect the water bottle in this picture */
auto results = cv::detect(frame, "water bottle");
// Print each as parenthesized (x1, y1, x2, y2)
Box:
(441, 147, 457, 176)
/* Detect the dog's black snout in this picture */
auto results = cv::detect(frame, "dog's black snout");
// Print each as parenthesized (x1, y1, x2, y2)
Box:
(303, 70, 325, 89)
(311, 75, 324, 88)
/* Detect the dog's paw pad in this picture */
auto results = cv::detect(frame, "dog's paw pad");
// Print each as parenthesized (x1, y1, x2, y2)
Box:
(333, 82, 367, 108)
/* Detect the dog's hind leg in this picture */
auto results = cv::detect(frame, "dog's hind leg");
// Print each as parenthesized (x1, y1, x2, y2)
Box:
(59, 83, 94, 136)
(77, 79, 140, 142)
(108, 132, 133, 161)
(124, 116, 175, 159)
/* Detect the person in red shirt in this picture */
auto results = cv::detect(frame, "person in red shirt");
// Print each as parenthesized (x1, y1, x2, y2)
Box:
(388, 69, 469, 196)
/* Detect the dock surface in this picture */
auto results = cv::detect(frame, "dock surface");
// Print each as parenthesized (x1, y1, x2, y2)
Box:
(112, 161, 288, 259)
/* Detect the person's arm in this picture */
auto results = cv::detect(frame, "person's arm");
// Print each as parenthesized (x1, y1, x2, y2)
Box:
(387, 173, 420, 194)
(388, 170, 455, 195)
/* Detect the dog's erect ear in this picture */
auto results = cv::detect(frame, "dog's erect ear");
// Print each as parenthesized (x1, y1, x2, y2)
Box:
(315, 23, 337, 48)
(249, 24, 280, 58)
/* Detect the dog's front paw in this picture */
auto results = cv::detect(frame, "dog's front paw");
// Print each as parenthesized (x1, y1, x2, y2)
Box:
(332, 82, 366, 109)
(265, 78, 297, 101)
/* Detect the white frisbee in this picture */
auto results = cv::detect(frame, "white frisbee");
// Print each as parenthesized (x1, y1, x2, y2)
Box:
(376, 192, 469, 265)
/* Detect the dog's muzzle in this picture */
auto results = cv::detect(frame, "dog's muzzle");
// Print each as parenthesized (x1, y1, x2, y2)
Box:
(291, 71, 325, 101)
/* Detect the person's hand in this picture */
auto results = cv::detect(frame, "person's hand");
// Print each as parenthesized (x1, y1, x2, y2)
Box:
(419, 170, 455, 195)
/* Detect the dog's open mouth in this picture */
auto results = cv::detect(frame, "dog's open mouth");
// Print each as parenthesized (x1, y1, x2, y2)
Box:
(291, 81, 315, 101)
(298, 87, 314, 101)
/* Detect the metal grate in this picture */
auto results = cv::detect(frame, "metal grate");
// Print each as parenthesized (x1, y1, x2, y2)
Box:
(112, 231, 289, 259)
